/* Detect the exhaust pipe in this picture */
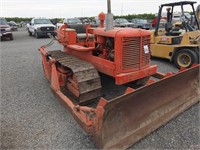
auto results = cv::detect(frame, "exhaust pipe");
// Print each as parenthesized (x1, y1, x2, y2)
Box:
(106, 0, 114, 31)
(107, 0, 111, 13)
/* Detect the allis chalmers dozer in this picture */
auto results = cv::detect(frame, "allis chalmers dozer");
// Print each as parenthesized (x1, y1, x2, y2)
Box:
(39, 0, 200, 149)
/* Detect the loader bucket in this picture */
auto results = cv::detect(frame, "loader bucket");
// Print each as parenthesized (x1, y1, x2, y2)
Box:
(91, 65, 200, 149)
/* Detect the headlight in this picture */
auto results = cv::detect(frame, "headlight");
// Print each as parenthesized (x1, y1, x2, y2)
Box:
(5, 28, 11, 31)
(36, 27, 41, 31)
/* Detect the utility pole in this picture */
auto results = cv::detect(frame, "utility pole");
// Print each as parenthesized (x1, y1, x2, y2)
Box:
(121, 1, 123, 16)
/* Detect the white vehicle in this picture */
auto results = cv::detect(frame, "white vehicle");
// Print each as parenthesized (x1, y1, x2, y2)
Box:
(172, 12, 191, 22)
(63, 18, 83, 25)
(28, 18, 56, 38)
(114, 18, 134, 27)
(56, 22, 63, 29)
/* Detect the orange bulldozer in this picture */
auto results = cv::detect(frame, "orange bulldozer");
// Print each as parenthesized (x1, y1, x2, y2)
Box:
(39, 0, 199, 149)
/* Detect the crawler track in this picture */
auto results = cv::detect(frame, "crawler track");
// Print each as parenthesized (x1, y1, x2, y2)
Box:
(48, 50, 102, 103)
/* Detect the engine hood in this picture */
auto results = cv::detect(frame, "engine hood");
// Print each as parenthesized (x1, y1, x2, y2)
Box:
(0, 25, 10, 28)
(34, 24, 55, 28)
(94, 28, 151, 38)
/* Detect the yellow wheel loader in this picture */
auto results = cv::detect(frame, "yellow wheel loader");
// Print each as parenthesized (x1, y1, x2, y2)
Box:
(151, 1, 200, 68)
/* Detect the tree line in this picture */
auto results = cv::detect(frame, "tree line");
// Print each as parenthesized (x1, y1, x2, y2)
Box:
(5, 13, 156, 23)
(114, 13, 155, 20)
(5, 17, 32, 23)
(5, 11, 196, 23)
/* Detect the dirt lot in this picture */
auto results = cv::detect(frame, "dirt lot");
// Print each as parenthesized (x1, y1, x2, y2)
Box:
(1, 28, 199, 149)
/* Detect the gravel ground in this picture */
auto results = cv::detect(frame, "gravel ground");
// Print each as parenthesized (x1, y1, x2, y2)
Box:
(1, 28, 199, 149)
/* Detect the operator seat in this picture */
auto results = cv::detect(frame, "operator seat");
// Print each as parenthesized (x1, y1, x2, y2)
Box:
(67, 24, 86, 33)
(67, 24, 93, 41)
(165, 22, 181, 36)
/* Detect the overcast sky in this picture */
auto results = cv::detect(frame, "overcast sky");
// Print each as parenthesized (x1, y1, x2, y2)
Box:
(1, 0, 199, 18)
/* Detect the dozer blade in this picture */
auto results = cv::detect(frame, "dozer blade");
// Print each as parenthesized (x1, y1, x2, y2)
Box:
(91, 65, 199, 149)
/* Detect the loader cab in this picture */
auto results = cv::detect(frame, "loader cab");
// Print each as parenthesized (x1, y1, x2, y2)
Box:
(154, 1, 199, 37)
(151, 1, 200, 69)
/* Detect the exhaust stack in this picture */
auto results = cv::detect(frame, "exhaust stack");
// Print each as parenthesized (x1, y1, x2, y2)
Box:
(106, 0, 114, 31)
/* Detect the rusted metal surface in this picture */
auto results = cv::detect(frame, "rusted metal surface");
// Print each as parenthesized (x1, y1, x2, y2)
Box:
(48, 50, 101, 103)
(91, 65, 200, 149)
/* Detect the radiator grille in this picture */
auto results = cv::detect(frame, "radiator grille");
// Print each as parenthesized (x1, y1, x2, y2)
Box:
(40, 27, 54, 31)
(122, 36, 150, 70)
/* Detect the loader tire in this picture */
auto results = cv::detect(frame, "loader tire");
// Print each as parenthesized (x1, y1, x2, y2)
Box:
(174, 49, 198, 69)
